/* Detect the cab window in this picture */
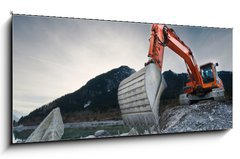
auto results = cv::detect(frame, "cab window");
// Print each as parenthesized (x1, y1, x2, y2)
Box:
(200, 64, 214, 83)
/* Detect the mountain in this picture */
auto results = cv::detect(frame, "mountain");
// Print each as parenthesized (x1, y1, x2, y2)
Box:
(218, 71, 233, 99)
(18, 66, 135, 126)
(13, 110, 25, 122)
(13, 114, 19, 122)
(17, 66, 232, 126)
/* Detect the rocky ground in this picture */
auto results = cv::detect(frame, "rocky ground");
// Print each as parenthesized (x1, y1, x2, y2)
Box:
(160, 100, 232, 134)
(13, 100, 232, 142)
(80, 100, 232, 139)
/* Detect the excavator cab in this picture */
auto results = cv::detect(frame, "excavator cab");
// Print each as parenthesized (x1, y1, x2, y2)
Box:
(200, 63, 215, 84)
(199, 62, 223, 90)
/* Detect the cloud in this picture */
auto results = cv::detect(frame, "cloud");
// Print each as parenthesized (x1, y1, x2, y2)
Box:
(13, 15, 232, 114)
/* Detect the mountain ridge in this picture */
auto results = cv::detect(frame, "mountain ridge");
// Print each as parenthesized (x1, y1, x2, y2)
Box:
(17, 66, 232, 126)
(18, 65, 136, 126)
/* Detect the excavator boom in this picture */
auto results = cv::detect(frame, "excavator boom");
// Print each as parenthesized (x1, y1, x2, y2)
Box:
(148, 24, 204, 92)
(118, 23, 224, 131)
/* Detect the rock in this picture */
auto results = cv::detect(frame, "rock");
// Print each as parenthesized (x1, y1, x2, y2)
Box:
(160, 101, 232, 133)
(128, 128, 139, 135)
(149, 126, 158, 134)
(144, 130, 150, 135)
(209, 115, 214, 121)
(85, 135, 96, 139)
(94, 130, 110, 137)
(26, 107, 64, 143)
(120, 133, 129, 136)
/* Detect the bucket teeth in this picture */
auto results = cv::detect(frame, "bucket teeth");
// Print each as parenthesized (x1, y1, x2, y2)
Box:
(118, 64, 167, 131)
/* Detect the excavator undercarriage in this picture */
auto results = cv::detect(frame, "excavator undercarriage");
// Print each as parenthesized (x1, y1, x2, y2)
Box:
(179, 88, 225, 105)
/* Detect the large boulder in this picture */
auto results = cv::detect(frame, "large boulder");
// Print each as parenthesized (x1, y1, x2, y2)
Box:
(26, 107, 64, 143)
(94, 130, 110, 137)
(128, 128, 139, 136)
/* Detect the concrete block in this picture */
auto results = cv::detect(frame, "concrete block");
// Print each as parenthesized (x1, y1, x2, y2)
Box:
(26, 107, 64, 143)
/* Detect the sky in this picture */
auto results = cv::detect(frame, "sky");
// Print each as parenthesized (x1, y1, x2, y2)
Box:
(13, 15, 232, 115)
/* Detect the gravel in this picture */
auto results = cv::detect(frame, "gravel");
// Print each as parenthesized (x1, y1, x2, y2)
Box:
(160, 101, 232, 133)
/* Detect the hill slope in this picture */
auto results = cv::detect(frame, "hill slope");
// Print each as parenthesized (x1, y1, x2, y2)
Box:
(18, 66, 135, 126)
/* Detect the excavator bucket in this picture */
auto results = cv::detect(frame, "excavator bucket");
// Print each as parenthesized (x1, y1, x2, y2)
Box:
(118, 63, 167, 131)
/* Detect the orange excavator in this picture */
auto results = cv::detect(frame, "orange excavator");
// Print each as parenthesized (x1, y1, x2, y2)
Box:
(118, 24, 225, 129)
